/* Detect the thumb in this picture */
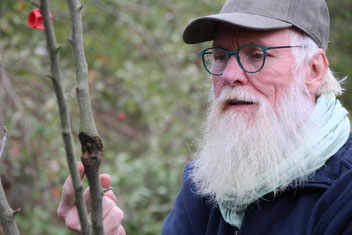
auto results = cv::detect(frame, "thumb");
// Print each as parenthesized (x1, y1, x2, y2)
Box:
(57, 162, 85, 219)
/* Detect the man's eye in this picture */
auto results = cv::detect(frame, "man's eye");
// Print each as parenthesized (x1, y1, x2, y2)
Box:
(250, 52, 263, 60)
(214, 54, 227, 61)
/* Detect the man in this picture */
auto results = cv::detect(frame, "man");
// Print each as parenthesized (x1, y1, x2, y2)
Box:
(58, 0, 352, 234)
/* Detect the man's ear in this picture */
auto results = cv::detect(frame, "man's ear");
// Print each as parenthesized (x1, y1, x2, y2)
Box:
(305, 48, 329, 97)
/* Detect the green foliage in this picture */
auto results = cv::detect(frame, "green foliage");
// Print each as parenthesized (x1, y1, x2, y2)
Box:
(328, 0, 352, 108)
(0, 0, 351, 234)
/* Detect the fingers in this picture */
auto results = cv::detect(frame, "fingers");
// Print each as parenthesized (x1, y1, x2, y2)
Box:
(58, 162, 85, 220)
(109, 225, 126, 235)
(83, 189, 117, 213)
(100, 173, 111, 188)
(61, 162, 85, 203)
(100, 174, 117, 203)
(116, 226, 126, 235)
(104, 189, 117, 204)
(82, 191, 124, 235)
(58, 166, 123, 235)
(102, 196, 124, 234)
(64, 207, 82, 233)
(83, 174, 116, 212)
(102, 196, 119, 219)
(101, 176, 123, 235)
(82, 176, 117, 214)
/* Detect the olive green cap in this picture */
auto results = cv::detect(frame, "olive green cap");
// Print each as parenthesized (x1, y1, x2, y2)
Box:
(183, 0, 330, 51)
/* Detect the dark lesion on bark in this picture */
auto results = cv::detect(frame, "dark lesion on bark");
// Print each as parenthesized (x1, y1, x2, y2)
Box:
(79, 132, 103, 167)
(78, 132, 104, 234)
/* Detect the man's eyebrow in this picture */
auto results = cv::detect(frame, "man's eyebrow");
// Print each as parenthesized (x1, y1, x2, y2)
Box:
(212, 43, 223, 48)
(212, 40, 270, 49)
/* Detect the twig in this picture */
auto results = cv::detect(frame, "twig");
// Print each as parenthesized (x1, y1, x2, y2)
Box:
(0, 127, 20, 235)
(39, 1, 91, 234)
(0, 126, 7, 160)
(0, 53, 25, 114)
(65, 0, 104, 234)
(29, 0, 39, 7)
(96, 113, 142, 139)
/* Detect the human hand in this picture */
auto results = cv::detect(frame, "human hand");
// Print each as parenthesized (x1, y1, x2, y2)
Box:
(57, 162, 125, 234)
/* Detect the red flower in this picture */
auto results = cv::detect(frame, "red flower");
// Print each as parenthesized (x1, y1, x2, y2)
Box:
(28, 8, 53, 30)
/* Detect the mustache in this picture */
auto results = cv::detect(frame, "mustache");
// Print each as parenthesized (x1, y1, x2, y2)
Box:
(217, 86, 263, 103)
(214, 86, 265, 111)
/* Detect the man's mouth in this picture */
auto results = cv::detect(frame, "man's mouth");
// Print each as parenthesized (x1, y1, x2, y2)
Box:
(222, 99, 257, 112)
(227, 99, 256, 106)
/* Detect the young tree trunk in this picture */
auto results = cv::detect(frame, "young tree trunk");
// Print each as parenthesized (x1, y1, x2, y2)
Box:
(0, 127, 20, 235)
(66, 1, 105, 234)
(40, 0, 92, 234)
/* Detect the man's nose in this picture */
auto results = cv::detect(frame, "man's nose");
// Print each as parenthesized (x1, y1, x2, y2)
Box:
(220, 56, 248, 87)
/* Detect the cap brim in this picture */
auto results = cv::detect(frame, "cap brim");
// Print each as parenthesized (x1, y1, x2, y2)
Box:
(183, 12, 293, 44)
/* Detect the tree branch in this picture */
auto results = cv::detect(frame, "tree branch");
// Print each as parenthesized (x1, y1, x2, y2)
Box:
(0, 127, 20, 235)
(39, 1, 91, 234)
(65, 0, 104, 234)
(0, 53, 25, 115)
(0, 127, 7, 160)
(29, 0, 39, 8)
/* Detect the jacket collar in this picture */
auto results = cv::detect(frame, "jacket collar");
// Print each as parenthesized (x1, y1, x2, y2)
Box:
(303, 133, 352, 189)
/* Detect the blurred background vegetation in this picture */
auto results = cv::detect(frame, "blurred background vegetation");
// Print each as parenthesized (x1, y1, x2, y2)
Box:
(0, 0, 351, 234)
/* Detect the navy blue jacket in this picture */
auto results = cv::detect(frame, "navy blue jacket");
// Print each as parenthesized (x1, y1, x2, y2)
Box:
(162, 134, 352, 235)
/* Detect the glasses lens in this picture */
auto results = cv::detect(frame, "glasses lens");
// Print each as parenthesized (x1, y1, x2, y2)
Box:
(238, 45, 265, 73)
(203, 48, 227, 75)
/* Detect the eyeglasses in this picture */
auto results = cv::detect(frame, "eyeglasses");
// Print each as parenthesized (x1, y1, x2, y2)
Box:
(199, 44, 302, 76)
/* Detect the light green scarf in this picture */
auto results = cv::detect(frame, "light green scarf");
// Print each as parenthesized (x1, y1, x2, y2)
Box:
(219, 93, 350, 228)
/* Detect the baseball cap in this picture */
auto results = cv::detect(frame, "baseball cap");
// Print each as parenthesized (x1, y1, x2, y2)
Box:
(183, 0, 330, 51)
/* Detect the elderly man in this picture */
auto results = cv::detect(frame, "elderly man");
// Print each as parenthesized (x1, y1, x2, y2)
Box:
(58, 0, 351, 234)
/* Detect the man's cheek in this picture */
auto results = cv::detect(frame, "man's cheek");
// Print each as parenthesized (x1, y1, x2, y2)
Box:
(212, 79, 224, 98)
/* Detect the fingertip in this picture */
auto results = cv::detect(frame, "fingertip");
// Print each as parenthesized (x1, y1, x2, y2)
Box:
(62, 175, 73, 199)
(100, 174, 111, 188)
(57, 205, 66, 220)
(119, 225, 126, 235)
(65, 209, 82, 233)
(77, 161, 85, 179)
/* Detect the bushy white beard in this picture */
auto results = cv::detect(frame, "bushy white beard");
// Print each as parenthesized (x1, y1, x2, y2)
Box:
(191, 81, 318, 208)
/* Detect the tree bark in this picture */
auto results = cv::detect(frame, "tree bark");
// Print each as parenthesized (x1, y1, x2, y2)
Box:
(39, 1, 91, 234)
(0, 179, 20, 235)
(66, 1, 105, 234)
(0, 127, 20, 235)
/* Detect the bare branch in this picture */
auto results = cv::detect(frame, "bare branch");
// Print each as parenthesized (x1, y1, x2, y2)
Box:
(12, 208, 21, 216)
(40, 0, 91, 234)
(96, 113, 142, 139)
(55, 45, 63, 53)
(66, 0, 98, 137)
(0, 54, 25, 114)
(0, 127, 20, 235)
(77, 5, 84, 11)
(29, 0, 39, 7)
(0, 126, 7, 160)
(46, 74, 55, 80)
(66, 0, 104, 234)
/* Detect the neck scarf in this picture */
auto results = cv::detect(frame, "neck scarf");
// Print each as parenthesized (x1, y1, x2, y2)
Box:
(219, 93, 350, 228)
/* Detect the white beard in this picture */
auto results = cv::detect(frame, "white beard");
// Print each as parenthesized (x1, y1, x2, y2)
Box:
(191, 81, 318, 208)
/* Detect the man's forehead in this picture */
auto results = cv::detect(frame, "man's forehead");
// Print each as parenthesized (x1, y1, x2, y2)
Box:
(213, 23, 295, 47)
